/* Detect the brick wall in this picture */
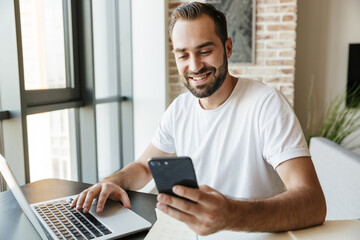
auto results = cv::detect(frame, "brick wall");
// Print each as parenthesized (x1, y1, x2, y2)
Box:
(168, 0, 298, 105)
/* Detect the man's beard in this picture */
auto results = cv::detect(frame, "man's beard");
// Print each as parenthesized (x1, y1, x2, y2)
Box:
(182, 52, 228, 98)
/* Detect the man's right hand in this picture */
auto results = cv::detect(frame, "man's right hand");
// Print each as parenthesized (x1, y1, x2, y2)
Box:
(70, 144, 170, 214)
(70, 181, 131, 214)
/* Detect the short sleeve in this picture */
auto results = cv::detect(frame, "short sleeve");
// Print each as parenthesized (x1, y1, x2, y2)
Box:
(151, 103, 177, 154)
(259, 89, 310, 169)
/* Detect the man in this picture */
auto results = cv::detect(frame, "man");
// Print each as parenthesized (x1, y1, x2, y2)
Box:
(72, 2, 326, 235)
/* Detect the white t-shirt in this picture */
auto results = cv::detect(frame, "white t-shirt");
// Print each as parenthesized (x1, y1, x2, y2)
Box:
(152, 78, 310, 199)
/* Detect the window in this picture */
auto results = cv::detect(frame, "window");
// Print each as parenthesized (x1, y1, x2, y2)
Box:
(16, 0, 80, 182)
(0, 0, 81, 184)
(92, 0, 134, 180)
(27, 109, 77, 182)
(95, 103, 121, 180)
(17, 0, 80, 182)
(0, 0, 133, 185)
(19, 0, 68, 90)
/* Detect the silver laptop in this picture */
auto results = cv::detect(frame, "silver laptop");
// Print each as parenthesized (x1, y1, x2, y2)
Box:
(0, 154, 152, 240)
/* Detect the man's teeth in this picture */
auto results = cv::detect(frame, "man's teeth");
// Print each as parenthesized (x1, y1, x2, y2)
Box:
(192, 74, 208, 81)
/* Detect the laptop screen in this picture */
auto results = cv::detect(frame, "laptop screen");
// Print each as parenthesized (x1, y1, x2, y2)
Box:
(0, 154, 48, 240)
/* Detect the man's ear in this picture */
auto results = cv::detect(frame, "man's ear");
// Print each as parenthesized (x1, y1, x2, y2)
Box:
(225, 37, 233, 59)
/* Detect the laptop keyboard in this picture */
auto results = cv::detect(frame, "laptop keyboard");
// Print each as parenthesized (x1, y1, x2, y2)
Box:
(34, 198, 112, 240)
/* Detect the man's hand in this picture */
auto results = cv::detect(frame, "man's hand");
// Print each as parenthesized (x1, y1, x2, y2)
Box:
(70, 181, 131, 214)
(70, 144, 171, 214)
(156, 185, 234, 236)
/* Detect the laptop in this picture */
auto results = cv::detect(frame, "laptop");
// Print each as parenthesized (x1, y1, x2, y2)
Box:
(0, 154, 152, 240)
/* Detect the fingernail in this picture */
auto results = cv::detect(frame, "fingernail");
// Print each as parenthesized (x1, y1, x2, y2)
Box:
(173, 186, 179, 193)
(158, 194, 166, 201)
(157, 203, 164, 210)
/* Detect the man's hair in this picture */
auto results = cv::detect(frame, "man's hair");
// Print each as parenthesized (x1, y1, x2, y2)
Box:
(169, 2, 228, 44)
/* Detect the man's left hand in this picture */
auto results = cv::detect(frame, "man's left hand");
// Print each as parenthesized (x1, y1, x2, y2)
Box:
(157, 185, 234, 236)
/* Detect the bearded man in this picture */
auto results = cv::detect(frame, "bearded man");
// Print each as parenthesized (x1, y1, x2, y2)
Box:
(72, 2, 326, 235)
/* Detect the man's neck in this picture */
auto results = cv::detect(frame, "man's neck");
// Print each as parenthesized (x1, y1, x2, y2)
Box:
(199, 74, 238, 110)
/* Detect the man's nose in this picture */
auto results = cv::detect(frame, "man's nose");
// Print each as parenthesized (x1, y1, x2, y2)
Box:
(189, 55, 204, 73)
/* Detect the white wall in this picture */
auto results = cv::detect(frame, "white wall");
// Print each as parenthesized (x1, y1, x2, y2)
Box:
(132, 0, 168, 159)
(295, 0, 360, 154)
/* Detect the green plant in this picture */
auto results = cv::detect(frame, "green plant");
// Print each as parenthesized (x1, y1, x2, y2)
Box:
(306, 84, 360, 150)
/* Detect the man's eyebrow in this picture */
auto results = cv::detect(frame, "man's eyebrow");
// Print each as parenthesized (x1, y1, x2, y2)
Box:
(172, 41, 216, 53)
(173, 48, 186, 53)
(195, 42, 215, 49)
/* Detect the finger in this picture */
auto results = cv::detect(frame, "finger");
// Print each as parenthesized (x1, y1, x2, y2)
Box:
(157, 193, 198, 215)
(83, 185, 101, 213)
(97, 185, 131, 211)
(173, 185, 209, 205)
(199, 185, 215, 192)
(157, 202, 195, 224)
(115, 188, 131, 209)
(71, 194, 80, 208)
(75, 189, 90, 210)
(96, 189, 110, 213)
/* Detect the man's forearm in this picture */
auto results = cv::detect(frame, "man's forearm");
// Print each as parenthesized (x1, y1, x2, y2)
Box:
(102, 161, 152, 191)
(227, 186, 326, 232)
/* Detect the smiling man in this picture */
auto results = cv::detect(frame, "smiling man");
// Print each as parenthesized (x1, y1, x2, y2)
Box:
(72, 2, 326, 236)
(171, 10, 232, 108)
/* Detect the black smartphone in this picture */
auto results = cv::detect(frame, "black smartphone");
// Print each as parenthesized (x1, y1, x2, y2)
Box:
(148, 156, 199, 197)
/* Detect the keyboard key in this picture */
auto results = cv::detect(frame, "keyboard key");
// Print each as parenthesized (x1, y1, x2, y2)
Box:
(92, 230, 102, 237)
(96, 223, 105, 229)
(84, 233, 95, 239)
(60, 230, 70, 236)
(99, 226, 110, 233)
(74, 232, 81, 237)
(79, 227, 89, 234)
(103, 230, 112, 235)
(64, 233, 72, 238)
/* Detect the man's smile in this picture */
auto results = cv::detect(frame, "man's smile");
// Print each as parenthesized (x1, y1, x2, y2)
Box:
(188, 71, 212, 85)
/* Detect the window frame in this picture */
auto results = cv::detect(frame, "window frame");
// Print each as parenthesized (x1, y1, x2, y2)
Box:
(15, 0, 83, 113)
(0, 0, 84, 184)
(0, 0, 134, 185)
(15, 0, 83, 183)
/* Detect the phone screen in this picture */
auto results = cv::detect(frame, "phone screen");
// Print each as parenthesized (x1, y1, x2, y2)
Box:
(148, 157, 198, 196)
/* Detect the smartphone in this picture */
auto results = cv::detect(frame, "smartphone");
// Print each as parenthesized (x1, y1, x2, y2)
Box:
(148, 156, 198, 197)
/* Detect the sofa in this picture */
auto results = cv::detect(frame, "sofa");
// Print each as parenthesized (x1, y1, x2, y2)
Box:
(309, 137, 360, 220)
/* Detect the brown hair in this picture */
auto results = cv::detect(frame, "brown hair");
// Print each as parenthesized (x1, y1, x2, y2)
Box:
(169, 2, 228, 44)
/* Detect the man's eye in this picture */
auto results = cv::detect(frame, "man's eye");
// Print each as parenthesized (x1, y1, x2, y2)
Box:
(177, 55, 188, 60)
(200, 50, 211, 55)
